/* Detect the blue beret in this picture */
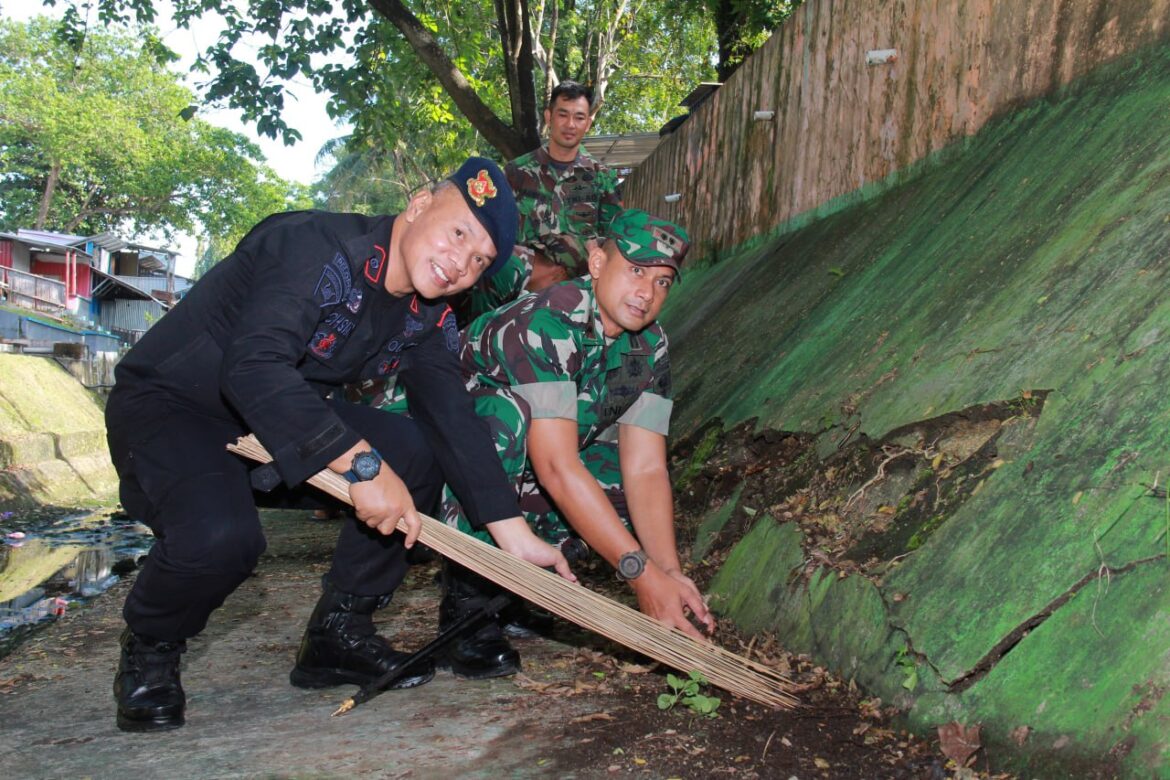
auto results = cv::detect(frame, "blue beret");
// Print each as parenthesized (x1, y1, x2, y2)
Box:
(447, 156, 518, 277)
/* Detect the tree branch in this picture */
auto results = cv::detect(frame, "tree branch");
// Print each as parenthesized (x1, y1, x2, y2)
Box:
(368, 0, 537, 158)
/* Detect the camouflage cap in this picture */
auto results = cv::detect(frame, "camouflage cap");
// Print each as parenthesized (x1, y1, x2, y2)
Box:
(607, 209, 690, 276)
(447, 156, 519, 277)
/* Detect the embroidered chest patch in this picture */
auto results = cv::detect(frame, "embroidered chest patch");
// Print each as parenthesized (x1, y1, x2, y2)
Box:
(314, 252, 353, 308)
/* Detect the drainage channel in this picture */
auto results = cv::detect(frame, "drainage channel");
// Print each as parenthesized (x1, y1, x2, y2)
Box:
(0, 508, 154, 659)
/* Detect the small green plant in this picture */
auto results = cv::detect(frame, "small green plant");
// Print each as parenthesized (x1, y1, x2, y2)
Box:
(657, 671, 721, 718)
(894, 647, 918, 691)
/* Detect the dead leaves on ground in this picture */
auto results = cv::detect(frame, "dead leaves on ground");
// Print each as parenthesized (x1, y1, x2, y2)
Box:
(938, 721, 983, 767)
(512, 648, 654, 698)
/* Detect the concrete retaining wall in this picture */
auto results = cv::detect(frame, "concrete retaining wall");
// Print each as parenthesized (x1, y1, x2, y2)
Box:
(660, 44, 1170, 774)
(625, 0, 1170, 262)
(0, 354, 117, 509)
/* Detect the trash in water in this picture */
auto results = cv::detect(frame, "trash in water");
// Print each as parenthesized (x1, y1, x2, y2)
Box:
(0, 509, 153, 658)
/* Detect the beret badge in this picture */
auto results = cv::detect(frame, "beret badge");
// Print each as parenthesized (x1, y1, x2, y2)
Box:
(466, 169, 498, 207)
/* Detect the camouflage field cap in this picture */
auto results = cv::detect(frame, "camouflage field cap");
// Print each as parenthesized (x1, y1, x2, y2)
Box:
(447, 156, 519, 277)
(607, 209, 690, 276)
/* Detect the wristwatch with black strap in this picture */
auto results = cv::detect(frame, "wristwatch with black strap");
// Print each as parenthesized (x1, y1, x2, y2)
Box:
(343, 449, 383, 483)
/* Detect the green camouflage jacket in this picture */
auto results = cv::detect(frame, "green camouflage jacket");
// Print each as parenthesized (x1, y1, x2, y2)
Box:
(506, 145, 623, 275)
(461, 276, 672, 450)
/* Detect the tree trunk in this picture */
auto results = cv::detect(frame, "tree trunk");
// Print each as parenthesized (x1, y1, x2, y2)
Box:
(591, 0, 635, 112)
(35, 162, 61, 230)
(370, 0, 540, 159)
(531, 0, 561, 123)
(494, 0, 542, 153)
(712, 0, 740, 81)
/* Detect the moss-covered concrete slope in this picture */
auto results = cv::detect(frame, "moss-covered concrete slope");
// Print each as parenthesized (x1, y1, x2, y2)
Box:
(0, 353, 117, 509)
(667, 45, 1170, 774)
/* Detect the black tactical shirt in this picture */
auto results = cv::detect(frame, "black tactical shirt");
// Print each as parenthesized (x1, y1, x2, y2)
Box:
(110, 210, 517, 528)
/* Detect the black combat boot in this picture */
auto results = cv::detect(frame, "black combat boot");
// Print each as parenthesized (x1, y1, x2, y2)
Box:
(289, 579, 435, 689)
(114, 627, 186, 733)
(439, 562, 521, 679)
(500, 600, 557, 639)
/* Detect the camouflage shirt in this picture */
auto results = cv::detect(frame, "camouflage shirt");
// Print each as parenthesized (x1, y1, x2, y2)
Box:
(505, 145, 623, 276)
(461, 276, 672, 450)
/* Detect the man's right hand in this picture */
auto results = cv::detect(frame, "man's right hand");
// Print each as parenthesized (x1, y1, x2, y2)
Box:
(487, 516, 577, 582)
(349, 468, 422, 548)
(631, 563, 712, 641)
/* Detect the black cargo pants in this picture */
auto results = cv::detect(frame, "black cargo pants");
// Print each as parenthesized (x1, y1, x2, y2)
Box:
(106, 396, 442, 643)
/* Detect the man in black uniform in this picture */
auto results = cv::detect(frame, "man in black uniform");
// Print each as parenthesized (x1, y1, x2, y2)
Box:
(105, 157, 574, 733)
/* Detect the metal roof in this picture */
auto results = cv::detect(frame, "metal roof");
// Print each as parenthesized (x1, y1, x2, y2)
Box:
(5, 231, 94, 258)
(85, 231, 130, 252)
(581, 133, 662, 171)
(680, 81, 722, 110)
(88, 267, 162, 302)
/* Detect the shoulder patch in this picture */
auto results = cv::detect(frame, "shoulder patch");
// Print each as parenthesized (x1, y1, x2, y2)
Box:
(441, 309, 460, 353)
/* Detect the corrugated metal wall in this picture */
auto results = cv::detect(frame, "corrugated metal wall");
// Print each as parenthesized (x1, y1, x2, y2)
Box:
(624, 0, 1170, 261)
(98, 298, 163, 342)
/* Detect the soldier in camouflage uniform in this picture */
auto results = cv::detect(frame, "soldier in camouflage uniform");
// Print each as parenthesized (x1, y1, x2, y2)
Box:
(434, 209, 715, 677)
(462, 81, 623, 322)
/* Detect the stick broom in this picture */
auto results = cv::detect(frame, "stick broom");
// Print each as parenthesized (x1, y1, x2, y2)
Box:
(228, 435, 797, 710)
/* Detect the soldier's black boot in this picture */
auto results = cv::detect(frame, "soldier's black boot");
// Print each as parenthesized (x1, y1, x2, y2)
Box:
(114, 627, 186, 733)
(439, 562, 521, 679)
(501, 600, 557, 639)
(289, 579, 435, 689)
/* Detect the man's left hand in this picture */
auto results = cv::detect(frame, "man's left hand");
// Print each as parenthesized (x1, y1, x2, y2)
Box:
(663, 568, 716, 634)
(487, 516, 578, 582)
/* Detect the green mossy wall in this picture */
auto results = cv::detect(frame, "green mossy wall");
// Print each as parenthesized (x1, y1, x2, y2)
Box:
(672, 46, 1170, 774)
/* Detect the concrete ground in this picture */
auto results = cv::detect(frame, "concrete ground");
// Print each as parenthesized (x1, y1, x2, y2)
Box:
(0, 510, 607, 780)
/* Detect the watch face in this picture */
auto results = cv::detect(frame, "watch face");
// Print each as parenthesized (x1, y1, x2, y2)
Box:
(618, 551, 646, 580)
(352, 451, 381, 481)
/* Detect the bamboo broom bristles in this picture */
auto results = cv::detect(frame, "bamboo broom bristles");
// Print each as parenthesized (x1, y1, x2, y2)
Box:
(228, 435, 797, 709)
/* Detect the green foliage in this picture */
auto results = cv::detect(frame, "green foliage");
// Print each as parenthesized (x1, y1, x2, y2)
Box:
(0, 16, 307, 249)
(44, 0, 723, 182)
(585, 2, 718, 136)
(674, 424, 723, 492)
(682, 0, 802, 79)
(656, 670, 722, 717)
(893, 646, 918, 691)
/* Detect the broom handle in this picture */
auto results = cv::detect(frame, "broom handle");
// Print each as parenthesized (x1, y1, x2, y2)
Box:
(228, 434, 798, 710)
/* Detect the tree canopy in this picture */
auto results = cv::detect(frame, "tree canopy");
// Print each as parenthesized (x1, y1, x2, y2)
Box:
(42, 0, 782, 178)
(0, 15, 308, 253)
(27, 0, 800, 224)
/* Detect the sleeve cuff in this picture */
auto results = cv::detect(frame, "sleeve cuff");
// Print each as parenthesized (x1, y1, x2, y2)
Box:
(461, 485, 523, 529)
(271, 421, 358, 487)
(512, 381, 578, 420)
(616, 393, 673, 435)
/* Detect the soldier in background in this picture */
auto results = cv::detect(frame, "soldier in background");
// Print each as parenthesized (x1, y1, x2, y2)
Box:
(434, 209, 715, 680)
(461, 81, 623, 322)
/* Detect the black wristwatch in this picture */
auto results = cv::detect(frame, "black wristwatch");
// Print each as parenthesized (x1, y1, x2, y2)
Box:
(343, 449, 383, 483)
(616, 549, 649, 581)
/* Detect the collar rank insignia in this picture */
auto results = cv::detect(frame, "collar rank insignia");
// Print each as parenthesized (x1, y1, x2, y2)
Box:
(466, 169, 497, 207)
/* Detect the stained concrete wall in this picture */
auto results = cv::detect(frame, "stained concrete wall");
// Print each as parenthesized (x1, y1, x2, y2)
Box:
(625, 0, 1170, 262)
(661, 44, 1170, 775)
(0, 354, 117, 509)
